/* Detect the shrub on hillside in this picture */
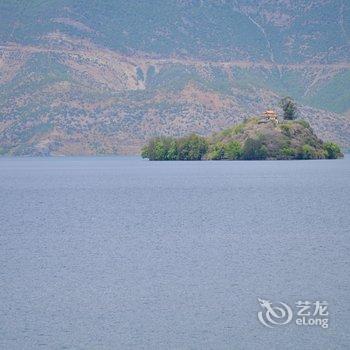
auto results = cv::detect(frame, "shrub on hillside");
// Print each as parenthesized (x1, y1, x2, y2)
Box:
(297, 144, 315, 159)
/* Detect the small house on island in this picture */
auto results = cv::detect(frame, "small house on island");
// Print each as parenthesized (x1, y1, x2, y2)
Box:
(259, 109, 278, 124)
(264, 110, 278, 120)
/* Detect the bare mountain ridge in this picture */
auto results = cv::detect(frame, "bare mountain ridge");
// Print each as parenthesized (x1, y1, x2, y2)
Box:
(0, 1, 349, 155)
(2, 0, 349, 64)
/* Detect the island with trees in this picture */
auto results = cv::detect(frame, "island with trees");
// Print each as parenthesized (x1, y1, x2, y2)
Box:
(141, 98, 343, 161)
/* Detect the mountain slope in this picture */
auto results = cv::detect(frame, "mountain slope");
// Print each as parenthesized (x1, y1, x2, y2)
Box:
(0, 0, 349, 155)
(2, 0, 349, 64)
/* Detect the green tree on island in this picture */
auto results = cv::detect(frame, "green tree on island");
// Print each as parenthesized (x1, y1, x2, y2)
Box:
(323, 141, 342, 159)
(207, 142, 225, 160)
(242, 137, 268, 160)
(177, 134, 208, 160)
(279, 97, 298, 120)
(224, 141, 243, 160)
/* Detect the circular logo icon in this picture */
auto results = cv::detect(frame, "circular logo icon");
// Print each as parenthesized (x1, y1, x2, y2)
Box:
(258, 298, 293, 328)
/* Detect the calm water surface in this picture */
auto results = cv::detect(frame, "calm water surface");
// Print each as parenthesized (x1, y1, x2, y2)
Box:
(0, 156, 349, 349)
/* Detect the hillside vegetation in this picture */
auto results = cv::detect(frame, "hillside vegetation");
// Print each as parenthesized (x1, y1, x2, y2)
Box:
(141, 118, 343, 161)
(0, 0, 349, 155)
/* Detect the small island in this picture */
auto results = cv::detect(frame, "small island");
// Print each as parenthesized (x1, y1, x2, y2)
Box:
(141, 100, 343, 161)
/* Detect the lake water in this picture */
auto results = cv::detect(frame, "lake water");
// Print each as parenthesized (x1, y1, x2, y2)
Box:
(0, 156, 349, 349)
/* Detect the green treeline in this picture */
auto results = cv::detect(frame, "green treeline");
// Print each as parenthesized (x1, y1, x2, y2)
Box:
(141, 134, 208, 161)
